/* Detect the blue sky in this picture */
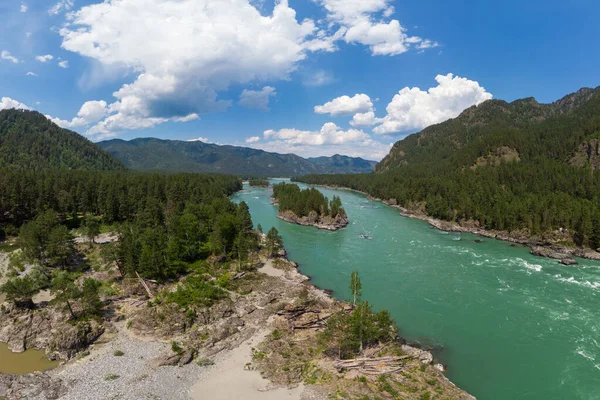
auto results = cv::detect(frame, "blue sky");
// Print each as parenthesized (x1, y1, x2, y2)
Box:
(1, 0, 599, 160)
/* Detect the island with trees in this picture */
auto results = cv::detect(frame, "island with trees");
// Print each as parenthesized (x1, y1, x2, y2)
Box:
(248, 178, 269, 187)
(271, 182, 349, 231)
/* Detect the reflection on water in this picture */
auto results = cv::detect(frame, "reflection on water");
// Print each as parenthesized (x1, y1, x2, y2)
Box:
(0, 342, 59, 375)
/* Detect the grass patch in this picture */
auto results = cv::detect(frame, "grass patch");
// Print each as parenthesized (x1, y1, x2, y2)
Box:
(196, 357, 215, 367)
(104, 373, 119, 381)
(113, 350, 124, 357)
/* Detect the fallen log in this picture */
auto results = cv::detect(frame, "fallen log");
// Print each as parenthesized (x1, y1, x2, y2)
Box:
(333, 356, 410, 375)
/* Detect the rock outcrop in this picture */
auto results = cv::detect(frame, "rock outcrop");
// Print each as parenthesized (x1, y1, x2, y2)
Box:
(277, 210, 349, 231)
(0, 303, 103, 360)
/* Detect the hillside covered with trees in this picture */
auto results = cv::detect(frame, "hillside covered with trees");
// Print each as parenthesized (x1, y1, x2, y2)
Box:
(297, 87, 600, 249)
(0, 109, 124, 171)
(98, 138, 376, 176)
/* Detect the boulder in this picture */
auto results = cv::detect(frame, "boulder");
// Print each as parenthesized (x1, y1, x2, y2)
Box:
(559, 258, 578, 266)
(178, 350, 195, 366)
(154, 353, 181, 367)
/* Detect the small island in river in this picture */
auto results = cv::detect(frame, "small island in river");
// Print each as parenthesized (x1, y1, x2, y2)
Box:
(248, 178, 269, 188)
(272, 182, 349, 231)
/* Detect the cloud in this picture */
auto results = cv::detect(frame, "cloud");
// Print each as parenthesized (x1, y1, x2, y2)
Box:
(26, 72, 38, 77)
(36, 54, 54, 63)
(58, 60, 69, 68)
(249, 123, 392, 159)
(1, 51, 20, 64)
(350, 111, 383, 127)
(314, 94, 373, 116)
(49, 0, 74, 15)
(303, 70, 334, 87)
(59, 0, 334, 137)
(265, 122, 371, 146)
(0, 97, 31, 111)
(47, 100, 108, 129)
(245, 136, 261, 143)
(239, 86, 276, 111)
(373, 73, 493, 134)
(188, 136, 210, 143)
(20, 4, 28, 12)
(316, 0, 437, 56)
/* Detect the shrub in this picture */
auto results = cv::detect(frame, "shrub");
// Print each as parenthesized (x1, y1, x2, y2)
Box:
(113, 350, 124, 357)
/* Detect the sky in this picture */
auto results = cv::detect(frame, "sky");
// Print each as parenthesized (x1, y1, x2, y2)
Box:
(1, 0, 599, 161)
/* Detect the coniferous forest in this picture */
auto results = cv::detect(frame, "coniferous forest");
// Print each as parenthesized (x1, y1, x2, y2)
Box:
(297, 88, 600, 249)
(272, 182, 346, 219)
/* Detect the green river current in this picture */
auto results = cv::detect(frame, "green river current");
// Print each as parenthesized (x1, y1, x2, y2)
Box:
(233, 180, 600, 400)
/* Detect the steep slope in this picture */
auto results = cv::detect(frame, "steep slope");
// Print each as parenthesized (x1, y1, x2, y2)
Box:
(99, 138, 375, 175)
(377, 87, 600, 172)
(296, 86, 600, 248)
(307, 154, 377, 174)
(0, 109, 124, 171)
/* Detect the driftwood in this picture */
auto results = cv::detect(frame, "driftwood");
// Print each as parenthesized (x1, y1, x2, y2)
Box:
(135, 271, 155, 299)
(334, 356, 410, 375)
(276, 307, 321, 320)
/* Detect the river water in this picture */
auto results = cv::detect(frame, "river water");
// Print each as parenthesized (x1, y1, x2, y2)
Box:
(233, 180, 600, 400)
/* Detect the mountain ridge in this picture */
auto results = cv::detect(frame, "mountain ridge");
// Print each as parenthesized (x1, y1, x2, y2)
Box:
(99, 137, 377, 176)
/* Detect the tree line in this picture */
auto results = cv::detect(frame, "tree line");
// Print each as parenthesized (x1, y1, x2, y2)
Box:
(272, 183, 346, 219)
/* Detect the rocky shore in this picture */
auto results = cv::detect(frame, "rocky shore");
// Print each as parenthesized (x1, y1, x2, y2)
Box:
(277, 210, 349, 231)
(308, 184, 600, 263)
(0, 244, 473, 400)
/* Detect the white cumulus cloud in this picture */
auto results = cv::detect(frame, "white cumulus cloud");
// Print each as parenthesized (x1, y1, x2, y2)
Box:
(1, 51, 20, 64)
(246, 136, 261, 143)
(0, 97, 31, 111)
(58, 60, 69, 68)
(26, 72, 37, 77)
(373, 73, 493, 134)
(47, 100, 108, 129)
(317, 0, 437, 56)
(239, 86, 276, 111)
(58, 0, 334, 137)
(20, 4, 28, 12)
(36, 54, 54, 63)
(350, 111, 383, 127)
(314, 94, 373, 116)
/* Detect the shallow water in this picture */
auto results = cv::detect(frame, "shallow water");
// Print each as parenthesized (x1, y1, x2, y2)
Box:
(233, 180, 600, 400)
(0, 342, 58, 374)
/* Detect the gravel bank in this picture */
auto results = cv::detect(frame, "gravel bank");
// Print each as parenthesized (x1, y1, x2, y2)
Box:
(55, 326, 209, 400)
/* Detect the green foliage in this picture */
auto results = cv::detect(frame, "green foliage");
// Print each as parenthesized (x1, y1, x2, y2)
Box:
(273, 183, 345, 218)
(113, 350, 124, 357)
(320, 273, 398, 359)
(0, 109, 124, 171)
(350, 271, 361, 306)
(249, 179, 269, 187)
(164, 276, 226, 308)
(296, 89, 600, 247)
(171, 341, 184, 356)
(0, 275, 44, 308)
(83, 215, 101, 244)
(265, 227, 283, 257)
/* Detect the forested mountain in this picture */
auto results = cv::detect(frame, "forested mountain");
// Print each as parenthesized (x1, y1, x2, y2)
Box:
(307, 154, 377, 174)
(0, 109, 124, 171)
(98, 138, 375, 176)
(297, 87, 600, 249)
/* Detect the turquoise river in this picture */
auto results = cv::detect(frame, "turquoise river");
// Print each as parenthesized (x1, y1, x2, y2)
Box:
(233, 180, 600, 400)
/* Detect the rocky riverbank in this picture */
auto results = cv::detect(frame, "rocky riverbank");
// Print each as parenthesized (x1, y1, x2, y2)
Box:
(0, 243, 473, 400)
(277, 210, 349, 231)
(306, 183, 600, 263)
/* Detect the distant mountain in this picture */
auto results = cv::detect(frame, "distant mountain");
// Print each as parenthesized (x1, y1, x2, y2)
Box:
(307, 154, 377, 174)
(99, 138, 375, 176)
(0, 109, 124, 171)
